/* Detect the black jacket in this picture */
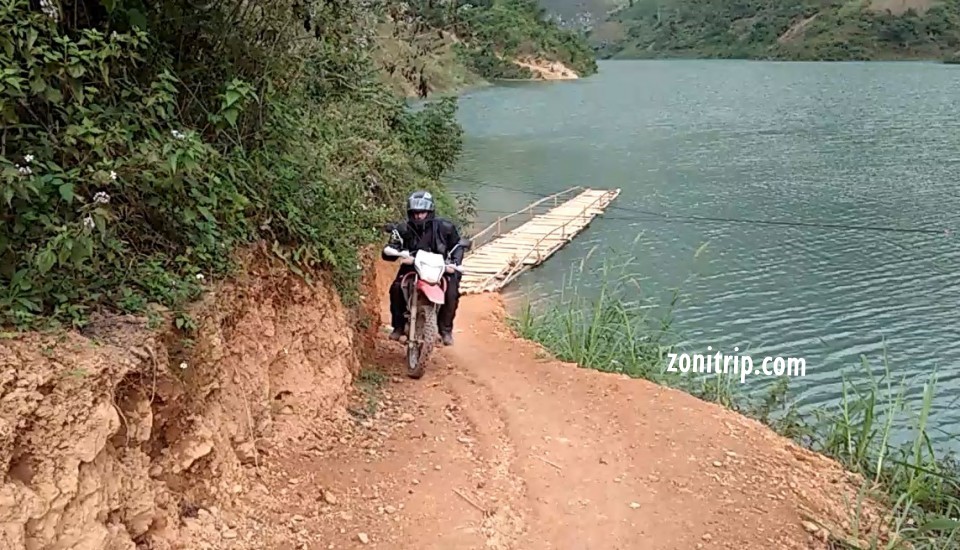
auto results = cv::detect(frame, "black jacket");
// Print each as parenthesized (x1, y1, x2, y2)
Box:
(382, 217, 465, 266)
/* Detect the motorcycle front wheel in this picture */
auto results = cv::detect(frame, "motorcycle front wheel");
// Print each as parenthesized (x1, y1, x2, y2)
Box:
(407, 301, 438, 379)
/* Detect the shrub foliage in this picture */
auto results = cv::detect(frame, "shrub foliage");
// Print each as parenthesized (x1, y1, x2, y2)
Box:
(0, 0, 464, 328)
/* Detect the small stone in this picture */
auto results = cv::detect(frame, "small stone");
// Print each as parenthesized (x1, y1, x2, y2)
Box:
(801, 521, 819, 534)
(712, 461, 723, 467)
(629, 502, 640, 509)
(357, 533, 369, 544)
(434, 465, 441, 471)
(399, 413, 415, 422)
(384, 505, 397, 514)
(222, 529, 238, 539)
(236, 441, 258, 465)
(701, 533, 712, 541)
(323, 491, 338, 505)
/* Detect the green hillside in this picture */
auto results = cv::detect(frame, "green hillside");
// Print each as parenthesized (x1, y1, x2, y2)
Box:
(535, 0, 626, 28)
(591, 0, 960, 61)
(377, 0, 598, 96)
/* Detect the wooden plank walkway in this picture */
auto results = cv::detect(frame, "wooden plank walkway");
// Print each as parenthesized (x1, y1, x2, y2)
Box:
(460, 187, 621, 294)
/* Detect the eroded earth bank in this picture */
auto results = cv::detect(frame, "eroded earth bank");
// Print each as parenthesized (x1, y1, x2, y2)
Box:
(1, 250, 893, 549)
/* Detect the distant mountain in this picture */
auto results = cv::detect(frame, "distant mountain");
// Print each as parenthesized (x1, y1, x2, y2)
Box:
(536, 0, 627, 30)
(585, 0, 960, 61)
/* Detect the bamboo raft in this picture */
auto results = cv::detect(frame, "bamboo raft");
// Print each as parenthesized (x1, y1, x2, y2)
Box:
(459, 186, 621, 294)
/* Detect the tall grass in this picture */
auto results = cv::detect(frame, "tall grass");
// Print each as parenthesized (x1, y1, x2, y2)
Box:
(509, 254, 960, 549)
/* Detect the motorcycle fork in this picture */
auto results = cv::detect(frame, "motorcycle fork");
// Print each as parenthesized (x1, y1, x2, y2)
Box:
(402, 273, 419, 345)
(401, 273, 444, 345)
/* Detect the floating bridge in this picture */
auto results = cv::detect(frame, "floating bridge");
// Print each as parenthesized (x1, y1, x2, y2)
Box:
(459, 187, 621, 294)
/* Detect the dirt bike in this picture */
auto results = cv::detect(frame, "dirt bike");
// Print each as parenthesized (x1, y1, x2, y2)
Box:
(382, 223, 471, 379)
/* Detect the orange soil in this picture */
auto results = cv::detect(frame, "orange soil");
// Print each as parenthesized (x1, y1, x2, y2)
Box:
(251, 261, 889, 549)
(511, 57, 579, 80)
(1, 251, 891, 550)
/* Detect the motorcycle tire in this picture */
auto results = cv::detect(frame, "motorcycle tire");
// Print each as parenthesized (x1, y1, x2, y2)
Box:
(407, 304, 437, 379)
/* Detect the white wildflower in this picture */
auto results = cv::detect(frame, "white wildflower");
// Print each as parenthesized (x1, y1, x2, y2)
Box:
(179, 362, 188, 370)
(82, 216, 95, 230)
(24, 154, 34, 163)
(39, 0, 58, 20)
(18, 165, 32, 176)
(195, 273, 204, 281)
(109, 170, 117, 181)
(171, 130, 185, 140)
(93, 191, 110, 204)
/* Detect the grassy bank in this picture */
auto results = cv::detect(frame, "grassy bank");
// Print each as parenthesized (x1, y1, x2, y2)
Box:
(509, 256, 960, 548)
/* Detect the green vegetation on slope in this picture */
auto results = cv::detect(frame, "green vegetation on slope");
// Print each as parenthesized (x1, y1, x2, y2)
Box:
(511, 254, 960, 548)
(0, 0, 596, 330)
(536, 0, 629, 38)
(537, 0, 624, 24)
(0, 0, 469, 329)
(404, 0, 598, 82)
(593, 0, 960, 61)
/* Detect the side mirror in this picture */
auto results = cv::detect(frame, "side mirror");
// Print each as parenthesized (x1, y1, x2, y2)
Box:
(459, 237, 472, 250)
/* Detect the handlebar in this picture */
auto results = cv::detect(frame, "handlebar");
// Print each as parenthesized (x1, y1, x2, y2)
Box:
(383, 246, 465, 273)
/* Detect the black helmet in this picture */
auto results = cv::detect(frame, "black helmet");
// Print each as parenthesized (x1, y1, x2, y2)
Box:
(406, 190, 435, 228)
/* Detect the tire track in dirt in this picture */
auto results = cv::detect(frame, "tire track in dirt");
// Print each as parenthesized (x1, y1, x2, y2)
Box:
(438, 359, 529, 549)
(260, 337, 528, 549)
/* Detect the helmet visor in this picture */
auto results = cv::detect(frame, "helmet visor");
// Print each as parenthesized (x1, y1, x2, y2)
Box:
(408, 196, 433, 211)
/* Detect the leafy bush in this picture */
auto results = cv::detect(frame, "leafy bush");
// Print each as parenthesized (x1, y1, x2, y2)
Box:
(0, 0, 464, 328)
(457, 45, 536, 79)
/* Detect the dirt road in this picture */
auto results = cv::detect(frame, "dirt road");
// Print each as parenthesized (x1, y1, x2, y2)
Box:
(250, 267, 880, 549)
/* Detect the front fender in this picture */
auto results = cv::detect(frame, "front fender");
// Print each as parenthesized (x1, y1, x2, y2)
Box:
(417, 279, 445, 305)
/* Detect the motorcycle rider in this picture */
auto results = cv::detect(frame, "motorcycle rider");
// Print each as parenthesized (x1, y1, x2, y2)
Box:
(382, 190, 465, 346)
